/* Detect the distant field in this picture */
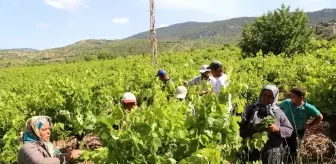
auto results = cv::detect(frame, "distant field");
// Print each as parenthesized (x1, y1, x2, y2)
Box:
(0, 39, 224, 67)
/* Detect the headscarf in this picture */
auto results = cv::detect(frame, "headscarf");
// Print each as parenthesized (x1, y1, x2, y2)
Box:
(249, 85, 280, 126)
(22, 116, 61, 157)
(257, 84, 280, 107)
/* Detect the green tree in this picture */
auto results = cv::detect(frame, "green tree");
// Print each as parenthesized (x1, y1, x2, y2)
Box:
(239, 4, 313, 57)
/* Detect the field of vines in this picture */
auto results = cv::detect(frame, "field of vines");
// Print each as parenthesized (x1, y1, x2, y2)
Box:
(0, 40, 335, 163)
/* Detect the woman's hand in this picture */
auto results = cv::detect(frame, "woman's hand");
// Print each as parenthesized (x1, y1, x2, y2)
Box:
(70, 150, 81, 159)
(268, 124, 280, 133)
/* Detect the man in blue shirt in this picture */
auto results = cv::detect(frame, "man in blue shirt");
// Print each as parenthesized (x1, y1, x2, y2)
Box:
(279, 87, 323, 163)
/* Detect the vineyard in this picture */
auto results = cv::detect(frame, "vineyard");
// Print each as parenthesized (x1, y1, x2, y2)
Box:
(0, 39, 336, 163)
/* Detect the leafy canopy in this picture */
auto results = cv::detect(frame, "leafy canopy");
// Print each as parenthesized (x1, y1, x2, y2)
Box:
(239, 4, 313, 56)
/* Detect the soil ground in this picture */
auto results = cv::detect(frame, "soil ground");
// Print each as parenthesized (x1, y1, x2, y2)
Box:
(300, 117, 336, 164)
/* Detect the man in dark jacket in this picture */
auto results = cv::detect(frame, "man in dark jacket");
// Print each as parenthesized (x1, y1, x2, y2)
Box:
(240, 85, 293, 164)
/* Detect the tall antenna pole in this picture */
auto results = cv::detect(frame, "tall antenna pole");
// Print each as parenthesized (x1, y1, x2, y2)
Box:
(149, 0, 158, 68)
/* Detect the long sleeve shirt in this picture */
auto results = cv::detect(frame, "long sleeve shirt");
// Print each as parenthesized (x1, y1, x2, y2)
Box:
(240, 105, 293, 148)
(18, 142, 70, 164)
(186, 75, 216, 87)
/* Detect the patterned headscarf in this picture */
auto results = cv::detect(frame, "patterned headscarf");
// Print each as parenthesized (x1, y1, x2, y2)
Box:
(22, 116, 61, 157)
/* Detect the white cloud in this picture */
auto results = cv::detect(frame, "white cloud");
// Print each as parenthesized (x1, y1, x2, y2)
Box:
(43, 0, 87, 11)
(38, 22, 49, 28)
(112, 18, 130, 24)
(159, 24, 169, 28)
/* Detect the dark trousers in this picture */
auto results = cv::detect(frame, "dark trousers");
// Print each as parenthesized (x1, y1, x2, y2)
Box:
(284, 129, 305, 163)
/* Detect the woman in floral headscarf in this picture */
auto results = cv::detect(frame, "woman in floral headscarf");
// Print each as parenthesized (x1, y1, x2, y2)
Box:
(18, 116, 81, 164)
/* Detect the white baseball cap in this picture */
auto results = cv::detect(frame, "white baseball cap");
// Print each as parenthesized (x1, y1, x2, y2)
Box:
(199, 65, 210, 73)
(122, 92, 136, 103)
(175, 86, 188, 99)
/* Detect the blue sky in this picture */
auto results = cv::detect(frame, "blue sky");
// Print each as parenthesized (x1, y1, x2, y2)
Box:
(0, 0, 335, 50)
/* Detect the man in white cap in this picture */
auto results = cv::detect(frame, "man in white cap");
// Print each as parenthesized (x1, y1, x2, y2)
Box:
(175, 86, 195, 115)
(184, 65, 216, 93)
(121, 92, 138, 112)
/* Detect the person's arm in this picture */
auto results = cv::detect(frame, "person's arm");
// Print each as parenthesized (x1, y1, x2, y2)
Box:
(222, 75, 229, 88)
(305, 114, 323, 129)
(305, 104, 323, 129)
(268, 111, 293, 138)
(188, 76, 200, 86)
(186, 79, 194, 86)
(20, 144, 70, 164)
(209, 76, 216, 84)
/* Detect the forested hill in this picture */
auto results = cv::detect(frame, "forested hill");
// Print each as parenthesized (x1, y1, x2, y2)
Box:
(129, 8, 336, 42)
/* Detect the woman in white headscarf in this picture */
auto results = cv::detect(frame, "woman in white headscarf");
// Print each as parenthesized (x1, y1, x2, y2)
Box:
(240, 85, 293, 164)
(18, 116, 81, 164)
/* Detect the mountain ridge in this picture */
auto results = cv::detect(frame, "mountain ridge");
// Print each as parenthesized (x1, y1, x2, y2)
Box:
(128, 8, 336, 41)
(0, 48, 39, 52)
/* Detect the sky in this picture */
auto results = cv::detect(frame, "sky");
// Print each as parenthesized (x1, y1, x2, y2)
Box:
(0, 0, 335, 50)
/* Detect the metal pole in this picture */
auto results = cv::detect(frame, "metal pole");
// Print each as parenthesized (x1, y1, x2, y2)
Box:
(149, 0, 158, 68)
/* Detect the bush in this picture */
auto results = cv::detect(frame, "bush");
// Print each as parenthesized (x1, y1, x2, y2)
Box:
(84, 55, 98, 61)
(97, 51, 115, 60)
(239, 4, 313, 57)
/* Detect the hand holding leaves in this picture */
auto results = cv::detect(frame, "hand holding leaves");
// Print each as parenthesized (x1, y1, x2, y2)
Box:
(268, 124, 280, 133)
